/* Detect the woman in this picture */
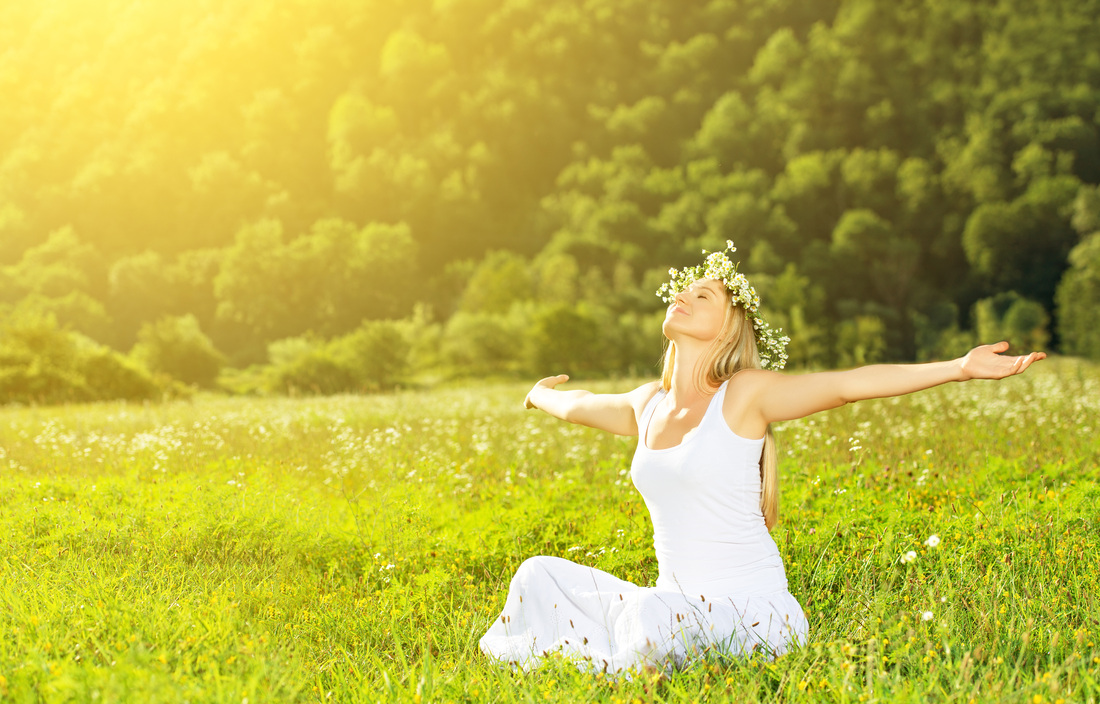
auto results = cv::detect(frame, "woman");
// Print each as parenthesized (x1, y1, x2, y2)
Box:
(479, 242, 1045, 675)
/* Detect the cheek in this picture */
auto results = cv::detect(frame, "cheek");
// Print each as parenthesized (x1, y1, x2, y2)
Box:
(708, 309, 728, 333)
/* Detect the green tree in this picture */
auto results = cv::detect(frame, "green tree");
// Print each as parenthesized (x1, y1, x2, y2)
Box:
(532, 252, 580, 306)
(215, 218, 416, 343)
(132, 315, 226, 388)
(0, 203, 31, 265)
(829, 208, 920, 358)
(187, 151, 277, 249)
(441, 311, 524, 375)
(459, 251, 532, 315)
(689, 91, 754, 168)
(527, 303, 614, 375)
(835, 315, 887, 368)
(268, 320, 410, 394)
(3, 228, 109, 339)
(0, 312, 158, 404)
(770, 150, 846, 249)
(330, 320, 410, 391)
(752, 263, 829, 368)
(2, 0, 1100, 379)
(973, 292, 1050, 354)
(0, 313, 87, 404)
(213, 219, 295, 341)
(1055, 232, 1100, 360)
(962, 176, 1080, 309)
(107, 251, 176, 347)
(830, 209, 919, 312)
(6, 227, 103, 298)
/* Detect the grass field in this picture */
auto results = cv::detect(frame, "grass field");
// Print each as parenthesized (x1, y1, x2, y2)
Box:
(2, 358, 1099, 703)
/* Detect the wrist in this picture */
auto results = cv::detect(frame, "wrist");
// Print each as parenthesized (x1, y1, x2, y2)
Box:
(953, 356, 970, 382)
(526, 385, 548, 410)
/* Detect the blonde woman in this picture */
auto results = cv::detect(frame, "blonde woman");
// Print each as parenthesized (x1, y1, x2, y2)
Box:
(479, 243, 1045, 675)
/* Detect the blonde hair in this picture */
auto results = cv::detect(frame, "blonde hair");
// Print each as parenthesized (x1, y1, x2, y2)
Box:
(659, 295, 780, 530)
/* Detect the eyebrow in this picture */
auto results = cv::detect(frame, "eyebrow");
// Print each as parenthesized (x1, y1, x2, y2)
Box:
(692, 283, 722, 296)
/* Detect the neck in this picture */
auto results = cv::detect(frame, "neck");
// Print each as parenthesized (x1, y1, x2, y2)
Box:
(666, 337, 716, 407)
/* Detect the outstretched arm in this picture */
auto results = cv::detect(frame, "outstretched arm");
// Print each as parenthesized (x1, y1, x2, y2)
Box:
(523, 375, 660, 436)
(740, 341, 1045, 425)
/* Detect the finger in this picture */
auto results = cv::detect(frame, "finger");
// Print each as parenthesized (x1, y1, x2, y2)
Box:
(1003, 355, 1021, 376)
(991, 340, 1010, 353)
(538, 373, 569, 389)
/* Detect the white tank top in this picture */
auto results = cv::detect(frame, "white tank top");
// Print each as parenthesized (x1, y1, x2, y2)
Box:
(631, 379, 789, 597)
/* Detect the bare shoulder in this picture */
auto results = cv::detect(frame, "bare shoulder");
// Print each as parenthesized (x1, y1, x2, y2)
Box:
(725, 368, 783, 397)
(627, 380, 662, 416)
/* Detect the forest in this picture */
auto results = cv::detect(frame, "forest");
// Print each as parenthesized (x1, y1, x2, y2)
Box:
(1, 0, 1099, 402)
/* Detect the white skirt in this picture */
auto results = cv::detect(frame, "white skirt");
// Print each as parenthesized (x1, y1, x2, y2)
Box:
(479, 556, 808, 674)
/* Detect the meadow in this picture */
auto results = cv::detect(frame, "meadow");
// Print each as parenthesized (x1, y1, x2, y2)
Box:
(1, 358, 1099, 703)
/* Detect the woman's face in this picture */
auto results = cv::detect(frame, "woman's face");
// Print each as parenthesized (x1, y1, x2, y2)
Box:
(662, 278, 729, 343)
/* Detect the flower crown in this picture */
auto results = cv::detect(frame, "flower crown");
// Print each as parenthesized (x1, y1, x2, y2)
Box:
(656, 240, 790, 370)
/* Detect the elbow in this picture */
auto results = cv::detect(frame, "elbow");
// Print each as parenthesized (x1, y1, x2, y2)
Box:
(825, 392, 856, 412)
(835, 380, 860, 407)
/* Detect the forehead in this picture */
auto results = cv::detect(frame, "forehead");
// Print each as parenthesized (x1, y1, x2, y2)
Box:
(685, 279, 726, 295)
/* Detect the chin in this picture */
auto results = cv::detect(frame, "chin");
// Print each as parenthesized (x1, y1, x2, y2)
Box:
(660, 318, 677, 339)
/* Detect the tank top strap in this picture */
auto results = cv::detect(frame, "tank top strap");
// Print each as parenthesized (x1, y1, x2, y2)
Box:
(700, 379, 731, 429)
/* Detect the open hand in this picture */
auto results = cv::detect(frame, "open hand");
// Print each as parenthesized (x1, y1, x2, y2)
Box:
(959, 341, 1046, 381)
(524, 374, 569, 409)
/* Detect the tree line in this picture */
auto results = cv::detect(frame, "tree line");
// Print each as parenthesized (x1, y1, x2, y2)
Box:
(1, 0, 1099, 402)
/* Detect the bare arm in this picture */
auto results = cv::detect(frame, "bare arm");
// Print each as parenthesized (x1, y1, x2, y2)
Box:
(524, 375, 660, 436)
(739, 341, 1045, 425)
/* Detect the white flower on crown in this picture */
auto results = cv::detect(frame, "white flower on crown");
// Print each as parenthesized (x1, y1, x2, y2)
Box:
(656, 240, 790, 371)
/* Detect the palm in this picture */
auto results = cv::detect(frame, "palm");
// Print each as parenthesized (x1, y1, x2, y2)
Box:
(960, 342, 1045, 380)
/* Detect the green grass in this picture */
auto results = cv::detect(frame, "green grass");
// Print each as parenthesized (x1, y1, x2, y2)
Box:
(2, 358, 1099, 703)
